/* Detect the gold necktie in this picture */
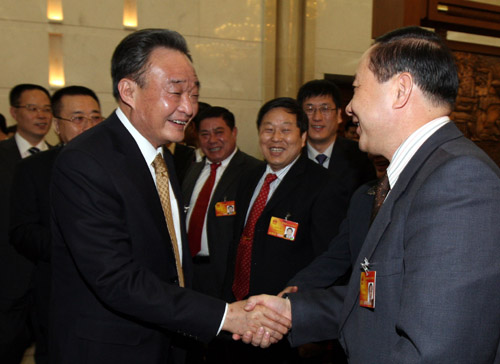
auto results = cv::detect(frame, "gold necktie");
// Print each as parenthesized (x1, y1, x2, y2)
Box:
(152, 153, 185, 287)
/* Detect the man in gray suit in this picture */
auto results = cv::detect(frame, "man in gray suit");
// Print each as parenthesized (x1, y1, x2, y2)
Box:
(243, 26, 500, 363)
(182, 106, 263, 298)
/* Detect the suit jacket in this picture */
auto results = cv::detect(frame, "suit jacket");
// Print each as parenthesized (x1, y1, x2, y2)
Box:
(0, 137, 34, 303)
(182, 150, 263, 298)
(171, 143, 195, 184)
(287, 180, 377, 290)
(49, 113, 226, 364)
(290, 122, 500, 363)
(10, 146, 62, 332)
(304, 136, 376, 198)
(225, 153, 349, 300)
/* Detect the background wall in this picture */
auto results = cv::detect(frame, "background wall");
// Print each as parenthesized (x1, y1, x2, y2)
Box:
(0, 0, 376, 158)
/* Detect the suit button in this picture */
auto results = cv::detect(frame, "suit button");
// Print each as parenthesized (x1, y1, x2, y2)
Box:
(170, 278, 179, 285)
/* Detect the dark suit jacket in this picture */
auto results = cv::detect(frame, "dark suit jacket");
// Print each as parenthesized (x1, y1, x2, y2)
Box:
(170, 143, 195, 185)
(182, 150, 263, 298)
(290, 123, 500, 363)
(287, 180, 377, 290)
(225, 154, 349, 300)
(10, 146, 63, 332)
(49, 113, 226, 364)
(304, 136, 376, 198)
(0, 138, 34, 303)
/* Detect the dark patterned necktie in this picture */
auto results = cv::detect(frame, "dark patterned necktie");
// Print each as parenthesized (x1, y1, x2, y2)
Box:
(370, 173, 390, 223)
(315, 154, 327, 166)
(28, 147, 40, 155)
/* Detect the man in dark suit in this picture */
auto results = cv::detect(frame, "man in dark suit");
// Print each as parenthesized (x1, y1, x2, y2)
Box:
(9, 85, 103, 364)
(0, 83, 52, 364)
(245, 27, 500, 362)
(49, 29, 289, 364)
(225, 97, 348, 363)
(297, 79, 375, 197)
(182, 106, 263, 298)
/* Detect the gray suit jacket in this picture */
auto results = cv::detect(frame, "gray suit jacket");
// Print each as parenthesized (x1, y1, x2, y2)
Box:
(182, 149, 263, 298)
(289, 122, 500, 363)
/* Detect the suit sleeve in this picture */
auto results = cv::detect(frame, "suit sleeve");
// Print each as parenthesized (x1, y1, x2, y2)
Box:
(389, 155, 500, 363)
(51, 148, 226, 343)
(288, 217, 351, 290)
(10, 162, 51, 263)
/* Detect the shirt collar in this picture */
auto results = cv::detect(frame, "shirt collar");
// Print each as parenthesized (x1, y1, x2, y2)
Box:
(387, 116, 450, 189)
(265, 154, 300, 181)
(204, 147, 238, 168)
(307, 140, 335, 160)
(15, 133, 48, 157)
(115, 107, 162, 165)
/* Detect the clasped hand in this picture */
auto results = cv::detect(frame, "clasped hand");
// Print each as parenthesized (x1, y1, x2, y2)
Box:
(223, 293, 293, 348)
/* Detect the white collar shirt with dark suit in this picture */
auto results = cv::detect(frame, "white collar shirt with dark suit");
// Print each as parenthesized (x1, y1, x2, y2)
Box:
(49, 110, 226, 364)
(224, 153, 349, 300)
(182, 149, 263, 298)
(288, 121, 500, 363)
(304, 136, 376, 199)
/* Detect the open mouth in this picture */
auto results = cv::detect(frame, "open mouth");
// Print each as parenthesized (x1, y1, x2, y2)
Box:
(269, 147, 285, 154)
(208, 147, 222, 152)
(169, 119, 187, 126)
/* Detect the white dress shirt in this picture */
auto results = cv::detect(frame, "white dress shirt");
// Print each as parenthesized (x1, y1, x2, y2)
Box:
(307, 140, 335, 168)
(116, 107, 183, 261)
(186, 148, 238, 256)
(15, 133, 49, 158)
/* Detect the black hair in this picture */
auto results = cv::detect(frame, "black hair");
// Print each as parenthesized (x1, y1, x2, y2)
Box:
(256, 97, 308, 134)
(194, 106, 235, 131)
(370, 26, 458, 108)
(9, 84, 50, 106)
(51, 86, 100, 116)
(111, 28, 192, 100)
(297, 79, 342, 108)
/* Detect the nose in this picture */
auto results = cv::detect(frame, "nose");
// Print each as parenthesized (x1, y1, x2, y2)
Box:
(179, 93, 196, 118)
(346, 99, 353, 116)
(312, 108, 322, 120)
(208, 131, 218, 144)
(271, 129, 282, 142)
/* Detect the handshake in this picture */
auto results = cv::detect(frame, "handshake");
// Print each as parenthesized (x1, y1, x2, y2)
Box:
(221, 286, 298, 348)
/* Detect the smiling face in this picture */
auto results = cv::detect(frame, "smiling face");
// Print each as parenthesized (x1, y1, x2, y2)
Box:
(198, 116, 237, 164)
(123, 47, 199, 148)
(10, 89, 52, 144)
(303, 94, 342, 150)
(346, 47, 394, 158)
(259, 107, 306, 172)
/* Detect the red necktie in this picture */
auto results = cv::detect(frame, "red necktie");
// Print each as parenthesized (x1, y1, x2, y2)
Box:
(188, 162, 221, 257)
(232, 173, 277, 300)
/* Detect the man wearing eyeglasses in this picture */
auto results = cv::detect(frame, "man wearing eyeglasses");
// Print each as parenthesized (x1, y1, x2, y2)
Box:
(8, 86, 103, 364)
(298, 79, 375, 198)
(0, 83, 53, 364)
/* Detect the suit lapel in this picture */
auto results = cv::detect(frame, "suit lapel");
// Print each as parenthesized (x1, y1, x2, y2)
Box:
(263, 155, 307, 214)
(182, 161, 204, 207)
(339, 122, 464, 330)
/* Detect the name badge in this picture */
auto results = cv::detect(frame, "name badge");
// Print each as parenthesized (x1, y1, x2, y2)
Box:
(267, 216, 298, 241)
(359, 270, 376, 308)
(215, 201, 236, 216)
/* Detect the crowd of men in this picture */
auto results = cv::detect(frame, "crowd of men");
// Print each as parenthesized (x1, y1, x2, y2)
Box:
(0, 25, 499, 364)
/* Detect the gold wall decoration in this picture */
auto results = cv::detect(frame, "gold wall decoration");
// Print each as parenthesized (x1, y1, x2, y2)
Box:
(451, 50, 500, 166)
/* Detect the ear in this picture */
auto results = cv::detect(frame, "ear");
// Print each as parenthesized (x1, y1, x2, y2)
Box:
(336, 108, 343, 125)
(53, 118, 60, 135)
(394, 72, 412, 109)
(232, 126, 238, 138)
(300, 131, 307, 147)
(117, 78, 137, 109)
(9, 106, 17, 120)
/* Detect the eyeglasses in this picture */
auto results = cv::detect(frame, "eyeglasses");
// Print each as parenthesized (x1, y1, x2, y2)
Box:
(304, 105, 337, 116)
(55, 114, 104, 125)
(14, 104, 52, 114)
